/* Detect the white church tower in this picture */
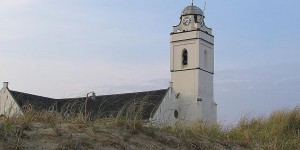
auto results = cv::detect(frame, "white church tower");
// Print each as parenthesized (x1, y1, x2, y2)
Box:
(170, 3, 217, 124)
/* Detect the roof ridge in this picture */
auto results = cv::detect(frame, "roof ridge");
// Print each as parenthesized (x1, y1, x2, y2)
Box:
(58, 88, 169, 100)
(9, 90, 54, 100)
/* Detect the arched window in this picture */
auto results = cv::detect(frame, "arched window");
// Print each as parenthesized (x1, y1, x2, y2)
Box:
(204, 50, 208, 69)
(182, 49, 188, 65)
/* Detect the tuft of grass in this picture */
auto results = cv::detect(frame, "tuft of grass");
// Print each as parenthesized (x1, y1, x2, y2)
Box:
(157, 106, 300, 149)
(114, 100, 147, 133)
(227, 106, 300, 149)
(0, 100, 299, 149)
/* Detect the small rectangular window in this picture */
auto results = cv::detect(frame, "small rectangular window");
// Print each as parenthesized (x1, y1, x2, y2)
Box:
(182, 49, 188, 65)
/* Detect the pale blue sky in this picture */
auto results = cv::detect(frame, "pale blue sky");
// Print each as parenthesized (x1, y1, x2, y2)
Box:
(0, 0, 299, 124)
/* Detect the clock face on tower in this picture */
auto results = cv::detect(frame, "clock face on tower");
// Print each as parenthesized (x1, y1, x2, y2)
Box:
(183, 17, 191, 26)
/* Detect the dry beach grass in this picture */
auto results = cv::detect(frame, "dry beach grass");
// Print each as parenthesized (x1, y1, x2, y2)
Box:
(0, 105, 299, 149)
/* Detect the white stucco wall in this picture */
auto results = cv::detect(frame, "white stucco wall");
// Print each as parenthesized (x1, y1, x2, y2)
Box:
(0, 83, 23, 116)
(151, 88, 179, 126)
(171, 70, 200, 122)
(151, 85, 216, 126)
(150, 88, 176, 125)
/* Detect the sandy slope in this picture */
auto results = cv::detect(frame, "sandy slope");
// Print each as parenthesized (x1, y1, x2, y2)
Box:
(0, 122, 246, 150)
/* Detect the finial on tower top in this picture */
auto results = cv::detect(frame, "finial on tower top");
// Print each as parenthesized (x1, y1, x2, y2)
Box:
(191, 0, 194, 6)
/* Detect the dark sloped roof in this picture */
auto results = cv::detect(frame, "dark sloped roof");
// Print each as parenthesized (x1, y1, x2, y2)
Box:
(58, 89, 169, 119)
(9, 90, 58, 110)
(9, 89, 169, 119)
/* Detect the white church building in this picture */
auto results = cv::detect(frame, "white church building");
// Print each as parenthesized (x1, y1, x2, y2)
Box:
(0, 4, 217, 125)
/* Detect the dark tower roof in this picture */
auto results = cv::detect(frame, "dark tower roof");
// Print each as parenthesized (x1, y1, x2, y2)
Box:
(182, 5, 204, 16)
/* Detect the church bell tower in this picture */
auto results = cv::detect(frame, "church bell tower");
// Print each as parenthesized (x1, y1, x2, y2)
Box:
(170, 4, 217, 123)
